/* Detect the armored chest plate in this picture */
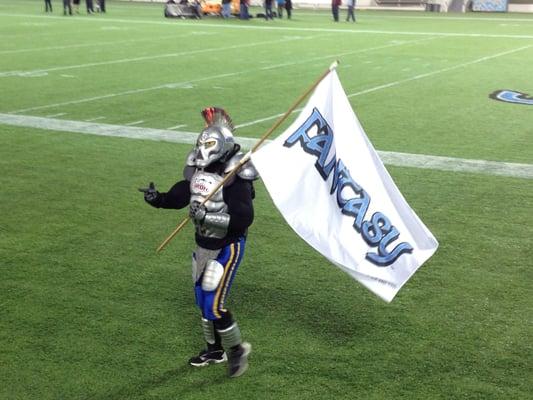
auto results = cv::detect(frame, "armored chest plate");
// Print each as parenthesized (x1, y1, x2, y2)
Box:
(190, 171, 228, 239)
(190, 171, 227, 212)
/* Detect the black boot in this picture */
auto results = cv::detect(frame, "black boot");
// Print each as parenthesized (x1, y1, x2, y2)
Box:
(227, 342, 251, 378)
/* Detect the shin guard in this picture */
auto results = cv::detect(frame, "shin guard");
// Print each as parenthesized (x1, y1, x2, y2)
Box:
(217, 322, 242, 349)
(201, 318, 216, 345)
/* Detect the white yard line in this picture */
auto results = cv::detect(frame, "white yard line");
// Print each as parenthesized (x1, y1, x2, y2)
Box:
(0, 36, 316, 78)
(9, 37, 430, 114)
(44, 112, 66, 118)
(124, 120, 145, 126)
(10, 71, 243, 114)
(258, 36, 436, 71)
(1, 12, 532, 39)
(84, 116, 106, 122)
(236, 44, 533, 128)
(0, 113, 531, 179)
(168, 124, 187, 130)
(0, 34, 185, 55)
(348, 44, 533, 98)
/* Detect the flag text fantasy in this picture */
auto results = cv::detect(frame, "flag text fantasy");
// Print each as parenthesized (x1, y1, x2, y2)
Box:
(283, 108, 414, 266)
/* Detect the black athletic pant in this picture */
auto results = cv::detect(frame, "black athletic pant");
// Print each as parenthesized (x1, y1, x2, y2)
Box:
(285, 5, 291, 19)
(45, 0, 52, 12)
(332, 5, 339, 22)
(346, 6, 355, 21)
(86, 0, 94, 13)
(63, 0, 72, 14)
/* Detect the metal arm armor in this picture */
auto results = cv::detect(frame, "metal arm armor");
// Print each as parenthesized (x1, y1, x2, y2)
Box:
(224, 152, 260, 181)
(203, 212, 230, 232)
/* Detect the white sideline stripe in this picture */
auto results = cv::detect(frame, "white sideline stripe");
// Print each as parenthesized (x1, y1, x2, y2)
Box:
(295, 11, 533, 23)
(44, 112, 66, 118)
(0, 36, 310, 78)
(236, 44, 533, 128)
(10, 37, 429, 114)
(0, 113, 531, 180)
(0, 13, 532, 39)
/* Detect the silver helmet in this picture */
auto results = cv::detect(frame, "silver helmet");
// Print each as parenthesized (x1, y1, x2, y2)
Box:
(194, 125, 235, 168)
(194, 107, 236, 168)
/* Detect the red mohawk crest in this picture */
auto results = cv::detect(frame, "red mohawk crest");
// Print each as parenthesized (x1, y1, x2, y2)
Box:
(201, 107, 235, 132)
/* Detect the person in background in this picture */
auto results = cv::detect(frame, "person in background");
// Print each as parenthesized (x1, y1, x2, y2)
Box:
(346, 0, 355, 22)
(73, 0, 80, 13)
(99, 0, 106, 13)
(239, 0, 249, 19)
(63, 0, 72, 15)
(192, 0, 203, 18)
(264, 0, 274, 20)
(44, 0, 53, 13)
(276, 0, 285, 18)
(86, 0, 94, 14)
(222, 0, 232, 18)
(284, 0, 292, 19)
(331, 0, 341, 22)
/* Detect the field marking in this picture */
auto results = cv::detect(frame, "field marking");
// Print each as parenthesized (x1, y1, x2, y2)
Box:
(0, 113, 531, 180)
(168, 124, 187, 130)
(296, 11, 533, 23)
(9, 37, 431, 114)
(1, 12, 533, 39)
(348, 44, 533, 97)
(85, 116, 106, 122)
(44, 112, 66, 118)
(0, 34, 187, 55)
(124, 120, 145, 126)
(0, 36, 312, 78)
(10, 71, 243, 114)
(236, 44, 533, 128)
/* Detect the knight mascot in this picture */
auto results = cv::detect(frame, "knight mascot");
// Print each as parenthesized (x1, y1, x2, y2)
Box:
(139, 107, 258, 378)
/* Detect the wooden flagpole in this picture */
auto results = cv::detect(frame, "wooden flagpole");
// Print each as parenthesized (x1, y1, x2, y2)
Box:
(156, 61, 339, 253)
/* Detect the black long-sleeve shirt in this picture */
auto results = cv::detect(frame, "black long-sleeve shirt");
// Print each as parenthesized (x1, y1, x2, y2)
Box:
(152, 177, 254, 250)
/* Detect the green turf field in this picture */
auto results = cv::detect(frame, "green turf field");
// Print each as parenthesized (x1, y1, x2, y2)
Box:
(1, 1, 532, 399)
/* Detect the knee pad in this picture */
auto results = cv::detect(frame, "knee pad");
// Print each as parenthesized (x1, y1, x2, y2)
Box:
(201, 260, 224, 291)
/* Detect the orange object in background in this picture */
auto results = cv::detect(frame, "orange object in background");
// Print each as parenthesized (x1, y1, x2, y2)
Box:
(201, 1, 221, 14)
(231, 0, 240, 13)
(201, 0, 241, 15)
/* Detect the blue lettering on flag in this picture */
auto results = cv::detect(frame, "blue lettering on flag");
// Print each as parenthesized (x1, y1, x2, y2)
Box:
(283, 107, 413, 267)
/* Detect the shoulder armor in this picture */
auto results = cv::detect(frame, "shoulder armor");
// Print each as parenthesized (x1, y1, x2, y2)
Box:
(224, 152, 259, 181)
(185, 149, 196, 166)
(183, 149, 197, 180)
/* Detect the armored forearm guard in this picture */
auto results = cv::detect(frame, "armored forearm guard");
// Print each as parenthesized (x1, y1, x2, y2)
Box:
(203, 212, 230, 231)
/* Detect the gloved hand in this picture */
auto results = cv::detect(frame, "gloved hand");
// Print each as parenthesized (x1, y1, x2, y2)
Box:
(189, 201, 207, 223)
(138, 182, 160, 206)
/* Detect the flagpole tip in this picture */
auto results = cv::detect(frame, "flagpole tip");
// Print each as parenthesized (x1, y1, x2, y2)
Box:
(329, 61, 339, 71)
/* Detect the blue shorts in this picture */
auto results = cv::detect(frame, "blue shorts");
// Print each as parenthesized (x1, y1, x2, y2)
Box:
(194, 237, 246, 320)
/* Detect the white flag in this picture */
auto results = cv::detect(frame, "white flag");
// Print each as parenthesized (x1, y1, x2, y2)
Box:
(251, 70, 438, 302)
